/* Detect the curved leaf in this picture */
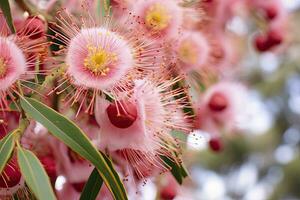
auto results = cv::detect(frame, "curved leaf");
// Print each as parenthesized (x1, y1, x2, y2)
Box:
(20, 97, 127, 200)
(0, 0, 15, 33)
(0, 131, 16, 173)
(80, 168, 103, 200)
(17, 147, 56, 200)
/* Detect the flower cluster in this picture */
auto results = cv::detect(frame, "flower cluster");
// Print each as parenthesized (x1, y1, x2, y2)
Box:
(0, 0, 289, 199)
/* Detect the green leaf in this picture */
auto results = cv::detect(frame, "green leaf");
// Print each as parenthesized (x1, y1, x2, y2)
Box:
(80, 168, 103, 200)
(172, 80, 195, 118)
(0, 0, 15, 33)
(17, 147, 56, 200)
(20, 97, 127, 200)
(0, 131, 16, 173)
(180, 163, 189, 178)
(162, 155, 183, 184)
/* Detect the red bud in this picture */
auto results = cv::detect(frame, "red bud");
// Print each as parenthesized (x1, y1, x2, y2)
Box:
(106, 101, 137, 129)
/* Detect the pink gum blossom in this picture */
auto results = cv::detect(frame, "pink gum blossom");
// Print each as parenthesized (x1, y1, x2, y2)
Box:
(196, 81, 247, 133)
(176, 30, 210, 72)
(132, 0, 183, 41)
(0, 37, 27, 92)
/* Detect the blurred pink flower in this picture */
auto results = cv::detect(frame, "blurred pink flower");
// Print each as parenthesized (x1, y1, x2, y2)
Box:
(196, 81, 247, 133)
(176, 30, 210, 72)
(132, 0, 183, 41)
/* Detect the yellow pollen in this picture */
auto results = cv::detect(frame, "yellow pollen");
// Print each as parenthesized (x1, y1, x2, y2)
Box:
(0, 58, 7, 78)
(145, 3, 171, 31)
(178, 41, 198, 64)
(84, 45, 117, 76)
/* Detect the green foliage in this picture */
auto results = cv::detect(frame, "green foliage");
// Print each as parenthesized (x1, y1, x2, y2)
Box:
(80, 168, 103, 200)
(17, 147, 56, 200)
(0, 131, 16, 173)
(20, 97, 128, 200)
(0, 0, 15, 33)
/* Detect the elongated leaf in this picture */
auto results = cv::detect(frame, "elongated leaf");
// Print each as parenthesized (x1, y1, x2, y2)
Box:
(162, 155, 183, 184)
(0, 131, 16, 173)
(20, 97, 127, 200)
(80, 168, 103, 200)
(17, 147, 56, 200)
(0, 0, 15, 33)
(180, 164, 188, 178)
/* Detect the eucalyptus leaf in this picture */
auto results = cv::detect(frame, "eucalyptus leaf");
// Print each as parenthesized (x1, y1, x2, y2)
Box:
(17, 147, 56, 200)
(162, 155, 183, 184)
(20, 97, 127, 200)
(0, 0, 15, 33)
(0, 131, 16, 173)
(80, 168, 103, 200)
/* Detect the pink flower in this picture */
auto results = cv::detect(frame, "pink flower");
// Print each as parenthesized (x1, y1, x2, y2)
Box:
(196, 81, 247, 132)
(201, 0, 241, 31)
(51, 9, 161, 114)
(0, 15, 49, 110)
(0, 37, 27, 92)
(176, 30, 210, 72)
(95, 77, 192, 179)
(132, 0, 183, 41)
(66, 27, 133, 91)
(209, 33, 238, 70)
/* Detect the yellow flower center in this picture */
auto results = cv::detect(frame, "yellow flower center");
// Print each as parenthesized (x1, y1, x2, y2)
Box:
(0, 58, 7, 78)
(145, 3, 171, 32)
(178, 41, 197, 64)
(84, 45, 117, 76)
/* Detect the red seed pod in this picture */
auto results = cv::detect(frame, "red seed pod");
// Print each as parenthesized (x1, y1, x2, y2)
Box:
(254, 34, 271, 52)
(160, 187, 177, 200)
(106, 101, 137, 129)
(209, 137, 223, 152)
(267, 29, 283, 46)
(160, 180, 178, 200)
(264, 4, 278, 20)
(208, 92, 228, 112)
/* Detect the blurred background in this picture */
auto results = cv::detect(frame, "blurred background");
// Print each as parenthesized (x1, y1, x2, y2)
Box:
(171, 1, 300, 199)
